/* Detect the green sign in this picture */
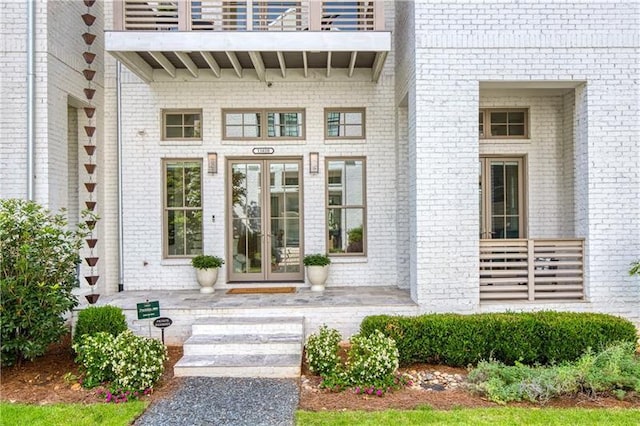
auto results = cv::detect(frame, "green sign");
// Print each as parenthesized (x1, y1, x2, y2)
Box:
(137, 301, 160, 320)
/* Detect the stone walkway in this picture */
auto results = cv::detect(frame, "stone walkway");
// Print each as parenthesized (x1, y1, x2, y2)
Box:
(135, 377, 299, 426)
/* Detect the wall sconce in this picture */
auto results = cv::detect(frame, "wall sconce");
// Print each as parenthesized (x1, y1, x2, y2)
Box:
(309, 152, 319, 174)
(207, 152, 218, 174)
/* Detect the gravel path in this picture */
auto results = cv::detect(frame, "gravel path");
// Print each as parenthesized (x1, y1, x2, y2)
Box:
(135, 377, 299, 426)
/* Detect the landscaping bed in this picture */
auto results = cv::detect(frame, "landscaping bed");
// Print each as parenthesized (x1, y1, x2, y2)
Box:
(2, 335, 638, 412)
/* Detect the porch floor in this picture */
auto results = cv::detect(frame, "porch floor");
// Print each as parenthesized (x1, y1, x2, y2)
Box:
(79, 286, 418, 344)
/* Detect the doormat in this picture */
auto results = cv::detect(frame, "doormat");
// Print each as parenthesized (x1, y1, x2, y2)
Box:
(226, 287, 297, 295)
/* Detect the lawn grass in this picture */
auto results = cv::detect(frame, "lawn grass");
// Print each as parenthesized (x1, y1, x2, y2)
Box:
(0, 401, 148, 426)
(296, 407, 640, 426)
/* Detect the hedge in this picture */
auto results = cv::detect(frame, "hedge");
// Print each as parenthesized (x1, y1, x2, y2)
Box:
(360, 312, 638, 367)
(73, 305, 128, 346)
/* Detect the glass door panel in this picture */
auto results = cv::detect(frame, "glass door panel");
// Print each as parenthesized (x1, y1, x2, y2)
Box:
(228, 159, 303, 281)
(480, 157, 525, 239)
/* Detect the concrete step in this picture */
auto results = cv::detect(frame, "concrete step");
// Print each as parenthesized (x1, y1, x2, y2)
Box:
(175, 316, 304, 378)
(191, 316, 304, 335)
(174, 354, 301, 378)
(183, 333, 302, 356)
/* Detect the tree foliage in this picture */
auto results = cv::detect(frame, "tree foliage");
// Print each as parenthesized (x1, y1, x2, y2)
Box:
(0, 199, 88, 366)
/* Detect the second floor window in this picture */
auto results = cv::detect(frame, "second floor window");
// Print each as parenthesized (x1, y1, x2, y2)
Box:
(223, 109, 304, 140)
(325, 108, 366, 139)
(162, 110, 202, 140)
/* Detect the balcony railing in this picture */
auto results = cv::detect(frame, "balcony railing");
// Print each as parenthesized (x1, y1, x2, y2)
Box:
(113, 1, 385, 32)
(480, 239, 585, 302)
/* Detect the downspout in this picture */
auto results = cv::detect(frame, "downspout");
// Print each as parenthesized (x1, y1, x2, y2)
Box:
(117, 61, 124, 292)
(26, 0, 35, 200)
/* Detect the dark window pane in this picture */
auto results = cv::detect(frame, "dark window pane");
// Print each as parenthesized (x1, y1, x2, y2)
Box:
(166, 127, 182, 138)
(508, 125, 525, 136)
(509, 111, 525, 123)
(166, 114, 182, 125)
(490, 112, 508, 124)
(491, 125, 508, 136)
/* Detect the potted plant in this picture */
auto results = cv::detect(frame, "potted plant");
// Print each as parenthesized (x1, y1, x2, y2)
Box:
(303, 253, 331, 292)
(191, 255, 224, 293)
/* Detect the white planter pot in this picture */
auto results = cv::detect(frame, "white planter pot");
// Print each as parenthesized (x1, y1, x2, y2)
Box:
(306, 265, 329, 292)
(195, 268, 219, 293)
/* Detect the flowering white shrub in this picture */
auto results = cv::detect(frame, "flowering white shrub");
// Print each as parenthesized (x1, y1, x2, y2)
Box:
(346, 330, 400, 390)
(74, 330, 167, 395)
(111, 330, 167, 392)
(305, 325, 342, 376)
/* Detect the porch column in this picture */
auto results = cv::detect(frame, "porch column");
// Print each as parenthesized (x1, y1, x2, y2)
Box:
(409, 77, 480, 313)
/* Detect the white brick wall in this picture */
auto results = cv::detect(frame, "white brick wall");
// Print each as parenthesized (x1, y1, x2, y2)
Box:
(393, 1, 640, 323)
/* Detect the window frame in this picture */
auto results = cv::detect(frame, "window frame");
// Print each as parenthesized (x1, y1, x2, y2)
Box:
(324, 108, 366, 140)
(162, 158, 203, 259)
(479, 108, 529, 140)
(325, 156, 367, 257)
(222, 108, 305, 141)
(161, 109, 203, 141)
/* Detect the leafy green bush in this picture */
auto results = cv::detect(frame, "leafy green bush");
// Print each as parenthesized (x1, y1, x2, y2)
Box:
(305, 326, 404, 395)
(0, 199, 89, 366)
(361, 312, 638, 367)
(73, 305, 128, 346)
(73, 332, 116, 388)
(306, 325, 342, 376)
(467, 343, 640, 404)
(74, 330, 167, 394)
(346, 330, 400, 391)
(303, 253, 331, 266)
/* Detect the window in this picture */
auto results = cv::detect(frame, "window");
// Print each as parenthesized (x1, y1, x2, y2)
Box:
(325, 108, 365, 139)
(326, 158, 366, 255)
(162, 110, 202, 140)
(479, 108, 528, 139)
(164, 160, 203, 257)
(223, 109, 304, 140)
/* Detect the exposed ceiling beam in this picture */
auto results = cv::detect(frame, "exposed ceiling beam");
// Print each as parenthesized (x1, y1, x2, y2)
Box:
(149, 52, 176, 78)
(175, 52, 199, 78)
(276, 51, 286, 78)
(226, 52, 243, 78)
(248, 51, 266, 82)
(348, 51, 358, 78)
(326, 51, 332, 78)
(371, 51, 387, 83)
(109, 51, 153, 83)
(302, 51, 308, 78)
(200, 51, 221, 78)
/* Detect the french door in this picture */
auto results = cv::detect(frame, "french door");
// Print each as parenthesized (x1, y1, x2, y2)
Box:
(227, 158, 303, 282)
(479, 157, 526, 239)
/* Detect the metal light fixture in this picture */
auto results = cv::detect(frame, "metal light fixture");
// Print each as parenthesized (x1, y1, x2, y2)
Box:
(309, 152, 319, 174)
(207, 152, 218, 174)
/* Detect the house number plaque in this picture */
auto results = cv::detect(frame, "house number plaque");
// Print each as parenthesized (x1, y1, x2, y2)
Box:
(252, 147, 274, 155)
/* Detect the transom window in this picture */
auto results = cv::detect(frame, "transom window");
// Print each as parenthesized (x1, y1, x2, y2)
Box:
(163, 160, 203, 257)
(326, 158, 366, 256)
(162, 109, 202, 140)
(325, 108, 366, 139)
(479, 109, 528, 139)
(223, 109, 304, 140)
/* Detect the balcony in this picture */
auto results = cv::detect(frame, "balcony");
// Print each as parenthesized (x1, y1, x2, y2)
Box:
(106, 1, 390, 83)
(480, 239, 585, 302)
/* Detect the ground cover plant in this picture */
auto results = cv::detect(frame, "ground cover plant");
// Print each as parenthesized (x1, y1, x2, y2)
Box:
(0, 199, 90, 366)
(467, 342, 640, 404)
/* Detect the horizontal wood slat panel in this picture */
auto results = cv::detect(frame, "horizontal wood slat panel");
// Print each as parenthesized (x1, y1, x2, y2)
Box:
(480, 238, 584, 302)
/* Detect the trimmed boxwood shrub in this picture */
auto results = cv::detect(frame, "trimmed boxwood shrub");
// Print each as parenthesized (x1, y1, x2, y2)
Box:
(360, 311, 637, 367)
(74, 305, 128, 346)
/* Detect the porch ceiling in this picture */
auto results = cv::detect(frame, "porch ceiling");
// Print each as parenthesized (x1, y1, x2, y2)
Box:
(105, 31, 391, 83)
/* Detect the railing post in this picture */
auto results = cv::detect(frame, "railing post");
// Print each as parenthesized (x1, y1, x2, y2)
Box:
(309, 0, 321, 31)
(527, 239, 535, 301)
(113, 0, 124, 31)
(246, 0, 253, 31)
(179, 0, 192, 31)
(373, 0, 385, 30)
